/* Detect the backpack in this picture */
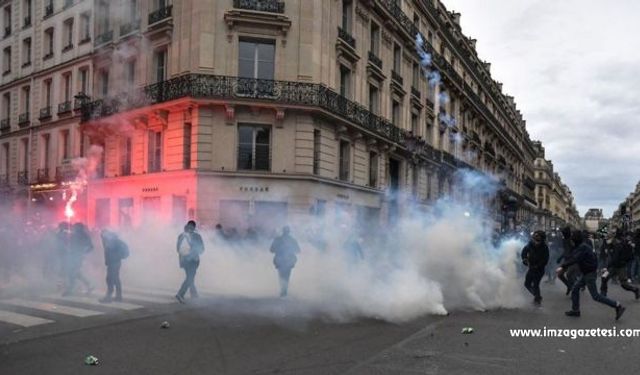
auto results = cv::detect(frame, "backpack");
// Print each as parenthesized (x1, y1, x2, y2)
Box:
(118, 241, 130, 260)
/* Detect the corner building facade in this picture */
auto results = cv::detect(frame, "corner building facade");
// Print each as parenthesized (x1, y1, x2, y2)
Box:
(3, 0, 543, 234)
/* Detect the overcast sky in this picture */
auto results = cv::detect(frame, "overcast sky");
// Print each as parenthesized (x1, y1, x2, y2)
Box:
(442, 0, 640, 217)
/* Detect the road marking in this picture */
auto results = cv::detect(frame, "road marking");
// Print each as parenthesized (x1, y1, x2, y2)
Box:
(55, 295, 143, 311)
(121, 292, 175, 304)
(0, 310, 54, 327)
(2, 298, 103, 317)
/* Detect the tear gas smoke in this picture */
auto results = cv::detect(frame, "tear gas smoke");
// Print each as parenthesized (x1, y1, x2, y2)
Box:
(0, 168, 527, 324)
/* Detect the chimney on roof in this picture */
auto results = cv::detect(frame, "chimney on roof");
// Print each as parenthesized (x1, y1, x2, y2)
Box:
(469, 38, 477, 48)
(451, 12, 461, 26)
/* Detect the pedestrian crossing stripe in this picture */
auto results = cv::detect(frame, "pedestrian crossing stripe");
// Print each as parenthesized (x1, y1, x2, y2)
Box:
(1, 298, 104, 318)
(52, 295, 143, 311)
(121, 291, 175, 304)
(0, 310, 54, 327)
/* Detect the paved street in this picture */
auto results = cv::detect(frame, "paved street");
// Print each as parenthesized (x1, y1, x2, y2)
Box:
(1, 281, 640, 374)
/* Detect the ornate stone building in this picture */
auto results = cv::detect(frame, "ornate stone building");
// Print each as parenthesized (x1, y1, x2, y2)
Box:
(0, 0, 560, 234)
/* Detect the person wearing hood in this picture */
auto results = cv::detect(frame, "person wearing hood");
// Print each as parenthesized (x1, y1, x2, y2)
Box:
(600, 230, 640, 299)
(99, 230, 129, 303)
(521, 230, 550, 305)
(556, 226, 578, 295)
(270, 226, 300, 297)
(557, 230, 626, 321)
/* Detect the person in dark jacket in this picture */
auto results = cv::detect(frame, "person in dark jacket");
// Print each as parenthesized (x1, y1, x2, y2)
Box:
(62, 223, 94, 296)
(175, 221, 205, 304)
(556, 226, 578, 294)
(558, 230, 626, 320)
(521, 231, 549, 305)
(99, 230, 129, 303)
(600, 231, 640, 299)
(270, 226, 301, 297)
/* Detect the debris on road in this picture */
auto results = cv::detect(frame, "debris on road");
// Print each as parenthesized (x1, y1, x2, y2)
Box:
(461, 327, 474, 334)
(84, 355, 99, 366)
(161, 321, 170, 329)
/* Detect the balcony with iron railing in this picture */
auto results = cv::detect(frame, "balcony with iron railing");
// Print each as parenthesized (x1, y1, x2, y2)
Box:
(56, 166, 77, 183)
(149, 4, 173, 25)
(0, 119, 9, 133)
(120, 19, 140, 36)
(94, 30, 113, 46)
(39, 106, 52, 120)
(58, 101, 72, 114)
(391, 70, 403, 85)
(368, 51, 382, 69)
(18, 113, 30, 127)
(44, 3, 54, 18)
(17, 171, 28, 185)
(337, 27, 356, 49)
(37, 168, 50, 183)
(232, 0, 285, 13)
(81, 74, 407, 144)
(411, 86, 421, 99)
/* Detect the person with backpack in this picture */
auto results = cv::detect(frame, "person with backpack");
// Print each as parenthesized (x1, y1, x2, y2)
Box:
(99, 229, 129, 303)
(62, 223, 94, 296)
(521, 230, 550, 305)
(175, 220, 204, 304)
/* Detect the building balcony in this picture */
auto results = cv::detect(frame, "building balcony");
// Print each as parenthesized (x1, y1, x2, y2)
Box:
(0, 119, 9, 133)
(18, 113, 30, 128)
(337, 27, 356, 49)
(39, 106, 52, 120)
(44, 4, 54, 18)
(232, 0, 284, 13)
(411, 86, 421, 99)
(37, 168, 50, 183)
(3, 26, 10, 38)
(148, 4, 173, 25)
(23, 16, 31, 29)
(58, 101, 72, 115)
(81, 74, 407, 144)
(56, 166, 76, 183)
(391, 70, 403, 85)
(368, 51, 382, 70)
(120, 19, 141, 36)
(17, 171, 29, 185)
(94, 30, 113, 46)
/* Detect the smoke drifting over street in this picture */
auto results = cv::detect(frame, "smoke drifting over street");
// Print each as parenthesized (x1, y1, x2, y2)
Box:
(0, 168, 526, 324)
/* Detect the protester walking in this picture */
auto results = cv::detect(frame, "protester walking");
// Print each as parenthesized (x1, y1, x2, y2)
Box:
(600, 231, 640, 299)
(270, 226, 301, 297)
(99, 230, 129, 303)
(521, 231, 549, 305)
(175, 221, 204, 304)
(62, 223, 94, 296)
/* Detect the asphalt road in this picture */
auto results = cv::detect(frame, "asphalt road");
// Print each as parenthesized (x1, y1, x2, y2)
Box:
(1, 281, 640, 375)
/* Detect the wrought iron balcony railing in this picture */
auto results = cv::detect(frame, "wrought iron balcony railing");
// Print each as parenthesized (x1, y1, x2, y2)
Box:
(337, 27, 356, 49)
(233, 0, 285, 13)
(94, 30, 113, 46)
(18, 113, 30, 127)
(120, 19, 140, 36)
(82, 74, 406, 144)
(391, 70, 403, 85)
(17, 171, 28, 185)
(411, 86, 421, 99)
(0, 119, 9, 132)
(45, 4, 54, 18)
(37, 168, 50, 183)
(58, 101, 72, 114)
(56, 166, 77, 183)
(368, 51, 382, 69)
(149, 4, 173, 25)
(39, 106, 52, 120)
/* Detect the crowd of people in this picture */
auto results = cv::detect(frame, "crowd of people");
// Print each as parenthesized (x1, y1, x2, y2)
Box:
(521, 226, 640, 320)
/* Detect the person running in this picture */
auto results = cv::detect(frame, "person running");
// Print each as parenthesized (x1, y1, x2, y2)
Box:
(600, 230, 640, 299)
(175, 221, 205, 304)
(557, 226, 578, 294)
(558, 230, 626, 321)
(521, 231, 549, 305)
(99, 230, 129, 303)
(269, 226, 301, 297)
